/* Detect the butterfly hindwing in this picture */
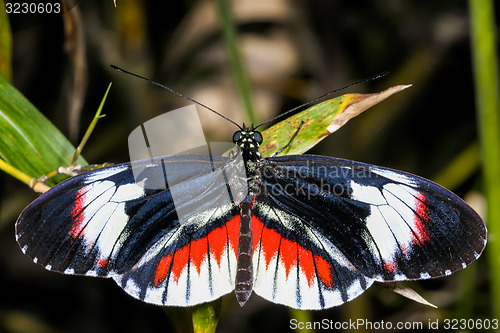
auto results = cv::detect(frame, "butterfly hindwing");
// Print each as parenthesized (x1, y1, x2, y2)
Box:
(114, 207, 240, 306)
(251, 211, 373, 309)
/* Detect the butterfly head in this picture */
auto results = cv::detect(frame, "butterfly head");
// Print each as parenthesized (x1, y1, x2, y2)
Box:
(232, 124, 263, 158)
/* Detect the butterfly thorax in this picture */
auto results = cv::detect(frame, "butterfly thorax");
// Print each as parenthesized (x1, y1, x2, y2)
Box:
(232, 125, 263, 195)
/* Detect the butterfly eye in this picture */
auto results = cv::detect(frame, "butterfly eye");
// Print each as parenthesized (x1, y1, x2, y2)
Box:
(232, 131, 242, 143)
(253, 131, 263, 144)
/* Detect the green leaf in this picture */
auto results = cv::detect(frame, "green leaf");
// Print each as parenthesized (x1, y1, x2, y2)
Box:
(0, 76, 86, 186)
(260, 85, 411, 157)
(0, 0, 12, 81)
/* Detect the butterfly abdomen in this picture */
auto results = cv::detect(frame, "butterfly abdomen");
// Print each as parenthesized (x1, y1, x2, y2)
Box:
(235, 198, 254, 306)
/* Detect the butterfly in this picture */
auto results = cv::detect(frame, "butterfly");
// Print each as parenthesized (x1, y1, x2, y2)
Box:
(16, 69, 487, 310)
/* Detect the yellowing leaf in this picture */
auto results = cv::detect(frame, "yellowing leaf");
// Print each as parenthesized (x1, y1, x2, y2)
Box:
(260, 85, 411, 157)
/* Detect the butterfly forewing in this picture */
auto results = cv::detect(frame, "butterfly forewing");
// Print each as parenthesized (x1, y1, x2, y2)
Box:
(16, 163, 141, 276)
(16, 155, 241, 282)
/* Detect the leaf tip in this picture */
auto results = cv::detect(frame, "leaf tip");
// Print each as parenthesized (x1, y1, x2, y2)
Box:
(377, 281, 438, 308)
(326, 84, 412, 134)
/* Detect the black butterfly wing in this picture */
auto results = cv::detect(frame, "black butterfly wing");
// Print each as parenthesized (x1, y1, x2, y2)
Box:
(16, 154, 244, 306)
(251, 154, 486, 309)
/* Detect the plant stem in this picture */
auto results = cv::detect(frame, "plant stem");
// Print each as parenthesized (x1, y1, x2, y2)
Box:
(469, 0, 500, 317)
(70, 83, 111, 166)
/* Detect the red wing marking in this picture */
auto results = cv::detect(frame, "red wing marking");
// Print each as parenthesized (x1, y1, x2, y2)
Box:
(154, 254, 173, 285)
(384, 260, 397, 273)
(171, 245, 190, 283)
(314, 255, 333, 289)
(153, 217, 240, 287)
(413, 192, 431, 244)
(297, 246, 315, 286)
(255, 219, 281, 269)
(252, 217, 265, 252)
(96, 258, 109, 268)
(190, 238, 209, 275)
(280, 237, 298, 279)
(253, 218, 333, 289)
(69, 187, 86, 239)
(207, 226, 227, 266)
(208, 216, 240, 266)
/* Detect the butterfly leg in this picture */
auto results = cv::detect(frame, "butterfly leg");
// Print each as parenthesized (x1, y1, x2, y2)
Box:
(272, 121, 304, 156)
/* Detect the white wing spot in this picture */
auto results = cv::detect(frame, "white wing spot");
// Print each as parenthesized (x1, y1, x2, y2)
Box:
(123, 277, 141, 298)
(363, 207, 396, 266)
(372, 167, 416, 186)
(349, 181, 387, 205)
(346, 278, 369, 299)
(64, 268, 75, 274)
(111, 182, 146, 202)
(83, 165, 129, 183)
(394, 273, 408, 280)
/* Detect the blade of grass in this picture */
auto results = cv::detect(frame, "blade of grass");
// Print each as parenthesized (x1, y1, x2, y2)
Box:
(215, 0, 257, 124)
(0, 0, 12, 82)
(0, 76, 87, 186)
(432, 142, 481, 190)
(469, 0, 500, 318)
(0, 81, 112, 191)
(70, 83, 111, 166)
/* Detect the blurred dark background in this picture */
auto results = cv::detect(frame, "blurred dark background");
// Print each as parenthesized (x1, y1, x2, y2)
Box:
(0, 0, 494, 332)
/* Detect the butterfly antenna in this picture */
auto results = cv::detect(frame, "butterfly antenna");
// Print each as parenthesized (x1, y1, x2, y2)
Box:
(111, 65, 242, 130)
(254, 72, 389, 130)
